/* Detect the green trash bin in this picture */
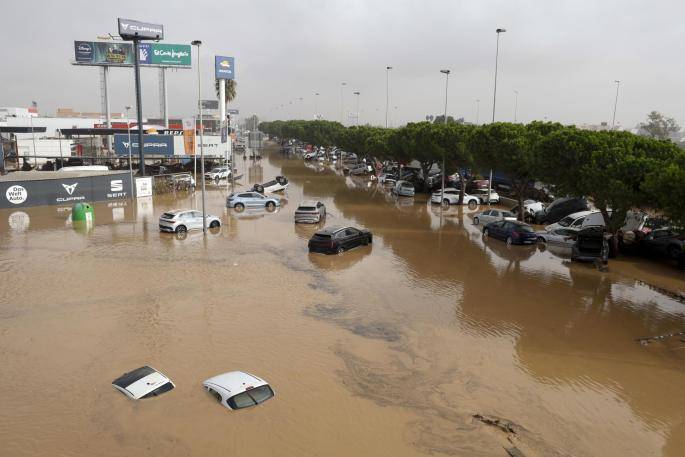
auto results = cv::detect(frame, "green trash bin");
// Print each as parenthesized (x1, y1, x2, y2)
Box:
(72, 203, 94, 223)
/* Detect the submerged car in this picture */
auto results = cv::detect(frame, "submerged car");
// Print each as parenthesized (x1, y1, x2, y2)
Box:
(571, 226, 609, 264)
(205, 167, 230, 181)
(227, 192, 281, 211)
(295, 200, 326, 223)
(253, 176, 289, 193)
(534, 197, 588, 224)
(536, 227, 578, 248)
(392, 180, 415, 197)
(510, 200, 544, 223)
(483, 220, 537, 245)
(112, 366, 175, 400)
(203, 371, 275, 410)
(308, 225, 373, 254)
(472, 188, 500, 204)
(430, 188, 479, 206)
(639, 227, 684, 260)
(473, 209, 516, 226)
(159, 209, 222, 234)
(545, 210, 603, 232)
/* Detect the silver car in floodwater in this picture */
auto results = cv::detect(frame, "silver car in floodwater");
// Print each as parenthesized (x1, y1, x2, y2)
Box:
(392, 180, 415, 197)
(227, 192, 281, 211)
(294, 200, 327, 223)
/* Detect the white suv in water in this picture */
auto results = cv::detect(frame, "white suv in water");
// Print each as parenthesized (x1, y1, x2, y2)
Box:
(159, 209, 222, 234)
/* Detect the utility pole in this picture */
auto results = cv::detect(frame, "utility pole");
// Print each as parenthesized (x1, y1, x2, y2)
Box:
(340, 82, 347, 124)
(513, 90, 519, 123)
(192, 40, 207, 233)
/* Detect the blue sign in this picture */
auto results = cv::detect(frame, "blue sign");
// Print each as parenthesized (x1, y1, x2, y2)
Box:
(138, 43, 152, 64)
(74, 41, 94, 62)
(114, 134, 174, 156)
(215, 55, 235, 80)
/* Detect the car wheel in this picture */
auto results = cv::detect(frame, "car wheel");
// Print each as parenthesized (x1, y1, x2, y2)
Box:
(442, 199, 451, 206)
(209, 220, 220, 228)
(473, 217, 479, 225)
(524, 214, 534, 223)
(214, 177, 220, 186)
(667, 245, 681, 260)
(537, 236, 546, 245)
(506, 236, 513, 246)
(483, 228, 489, 238)
(234, 203, 245, 212)
(336, 246, 345, 255)
(266, 201, 276, 211)
(367, 234, 373, 244)
(175, 225, 187, 234)
(468, 200, 477, 209)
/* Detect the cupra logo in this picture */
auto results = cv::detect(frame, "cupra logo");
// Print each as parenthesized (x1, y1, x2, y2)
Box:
(219, 60, 231, 68)
(62, 183, 78, 195)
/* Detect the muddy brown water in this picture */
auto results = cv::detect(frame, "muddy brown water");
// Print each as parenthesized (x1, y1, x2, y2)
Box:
(1, 145, 684, 457)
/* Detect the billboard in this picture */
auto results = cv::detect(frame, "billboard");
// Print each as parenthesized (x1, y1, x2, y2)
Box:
(114, 134, 174, 156)
(74, 41, 191, 68)
(182, 118, 195, 156)
(201, 100, 219, 110)
(118, 18, 164, 41)
(0, 172, 132, 209)
(215, 56, 235, 80)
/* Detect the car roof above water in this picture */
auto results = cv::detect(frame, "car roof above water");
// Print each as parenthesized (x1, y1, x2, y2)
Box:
(203, 371, 268, 396)
(316, 225, 349, 235)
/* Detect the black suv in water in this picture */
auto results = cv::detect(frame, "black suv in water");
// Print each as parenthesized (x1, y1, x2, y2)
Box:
(308, 226, 373, 254)
(534, 197, 588, 224)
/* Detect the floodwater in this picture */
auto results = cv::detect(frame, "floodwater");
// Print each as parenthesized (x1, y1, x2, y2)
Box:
(1, 144, 684, 457)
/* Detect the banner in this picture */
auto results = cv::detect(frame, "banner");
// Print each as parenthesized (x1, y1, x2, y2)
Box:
(201, 100, 219, 110)
(215, 56, 235, 80)
(113, 134, 174, 156)
(74, 41, 190, 68)
(182, 118, 195, 156)
(220, 120, 228, 143)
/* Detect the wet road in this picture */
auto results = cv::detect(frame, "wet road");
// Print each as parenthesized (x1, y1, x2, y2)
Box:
(1, 144, 684, 457)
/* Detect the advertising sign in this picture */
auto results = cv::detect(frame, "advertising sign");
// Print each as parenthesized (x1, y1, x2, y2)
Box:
(182, 118, 196, 156)
(215, 56, 235, 80)
(227, 109, 240, 115)
(113, 134, 174, 156)
(74, 41, 190, 68)
(118, 18, 164, 41)
(0, 173, 132, 209)
(220, 120, 228, 144)
(201, 100, 219, 110)
(135, 177, 153, 198)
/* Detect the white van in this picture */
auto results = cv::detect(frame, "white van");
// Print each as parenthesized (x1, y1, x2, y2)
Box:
(545, 210, 604, 232)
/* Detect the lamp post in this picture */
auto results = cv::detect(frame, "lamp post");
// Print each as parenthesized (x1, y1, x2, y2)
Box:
(611, 80, 620, 129)
(513, 90, 519, 123)
(192, 39, 207, 234)
(440, 70, 450, 124)
(440, 69, 450, 203)
(476, 99, 480, 125)
(340, 82, 347, 124)
(385, 66, 392, 128)
(314, 92, 320, 119)
(125, 105, 134, 198)
(492, 28, 506, 122)
(353, 91, 360, 125)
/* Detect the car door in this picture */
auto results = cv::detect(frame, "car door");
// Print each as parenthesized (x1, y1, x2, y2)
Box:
(190, 211, 204, 230)
(490, 210, 500, 223)
(345, 228, 361, 249)
(480, 210, 492, 225)
(489, 220, 503, 239)
(248, 193, 263, 207)
(570, 216, 586, 230)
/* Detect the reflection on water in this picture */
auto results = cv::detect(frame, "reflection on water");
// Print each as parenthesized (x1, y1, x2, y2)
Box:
(0, 144, 684, 457)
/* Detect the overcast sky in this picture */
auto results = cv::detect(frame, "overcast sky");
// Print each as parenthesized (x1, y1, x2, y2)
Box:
(1, 0, 684, 128)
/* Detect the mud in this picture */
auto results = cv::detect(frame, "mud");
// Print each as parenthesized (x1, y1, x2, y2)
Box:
(1, 143, 684, 456)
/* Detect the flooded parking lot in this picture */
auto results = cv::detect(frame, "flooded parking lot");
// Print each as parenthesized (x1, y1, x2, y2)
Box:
(1, 145, 684, 457)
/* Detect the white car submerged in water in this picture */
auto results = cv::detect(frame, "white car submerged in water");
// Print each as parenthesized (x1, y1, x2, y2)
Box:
(203, 371, 275, 410)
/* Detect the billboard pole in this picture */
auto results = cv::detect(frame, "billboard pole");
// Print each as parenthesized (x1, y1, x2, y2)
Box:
(192, 40, 207, 234)
(159, 68, 169, 128)
(101, 66, 112, 153)
(133, 38, 146, 175)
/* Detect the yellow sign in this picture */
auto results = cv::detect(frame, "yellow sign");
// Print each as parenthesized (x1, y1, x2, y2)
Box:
(182, 118, 195, 156)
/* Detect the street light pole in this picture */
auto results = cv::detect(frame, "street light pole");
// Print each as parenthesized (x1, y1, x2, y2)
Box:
(385, 66, 392, 128)
(440, 69, 450, 204)
(192, 40, 207, 234)
(611, 80, 620, 129)
(314, 92, 320, 119)
(513, 90, 519, 123)
(340, 82, 347, 124)
(492, 28, 506, 123)
(476, 99, 480, 125)
(353, 91, 360, 125)
(440, 69, 450, 124)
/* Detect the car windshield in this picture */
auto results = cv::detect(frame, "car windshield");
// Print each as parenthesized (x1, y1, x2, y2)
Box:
(557, 216, 574, 227)
(313, 233, 332, 241)
(227, 385, 274, 409)
(140, 381, 174, 399)
(517, 225, 534, 233)
(502, 211, 514, 218)
(161, 212, 176, 220)
(210, 168, 222, 173)
(298, 206, 315, 211)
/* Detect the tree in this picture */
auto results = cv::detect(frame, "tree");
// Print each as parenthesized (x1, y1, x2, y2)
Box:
(215, 79, 237, 105)
(639, 111, 680, 140)
(643, 150, 685, 226)
(471, 122, 549, 221)
(541, 128, 681, 246)
(432, 115, 463, 125)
